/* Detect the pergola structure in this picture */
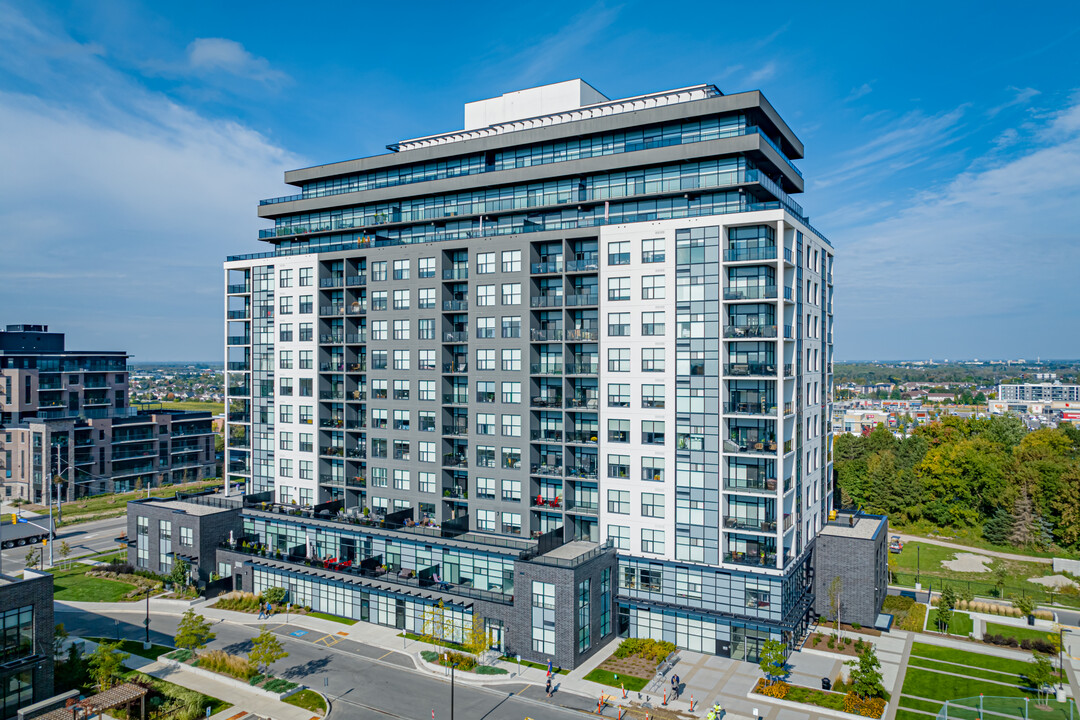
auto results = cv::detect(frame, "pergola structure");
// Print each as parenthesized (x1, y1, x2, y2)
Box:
(37, 682, 149, 720)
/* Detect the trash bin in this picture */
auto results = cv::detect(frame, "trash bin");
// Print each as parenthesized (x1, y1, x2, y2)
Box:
(821, 677, 832, 691)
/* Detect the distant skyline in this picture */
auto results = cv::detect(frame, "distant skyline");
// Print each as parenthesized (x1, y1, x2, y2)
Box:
(1, 1, 1078, 361)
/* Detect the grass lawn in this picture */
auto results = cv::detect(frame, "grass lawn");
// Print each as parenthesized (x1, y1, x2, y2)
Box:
(908, 657, 1046, 685)
(898, 696, 947, 713)
(307, 611, 356, 625)
(583, 667, 649, 692)
(43, 479, 223, 526)
(890, 523, 1072, 560)
(122, 670, 231, 716)
(926, 609, 974, 636)
(894, 711, 933, 720)
(910, 642, 1040, 676)
(501, 656, 570, 675)
(153, 401, 225, 414)
(83, 637, 174, 660)
(902, 667, 1032, 702)
(284, 689, 326, 715)
(985, 622, 1060, 644)
(51, 572, 135, 602)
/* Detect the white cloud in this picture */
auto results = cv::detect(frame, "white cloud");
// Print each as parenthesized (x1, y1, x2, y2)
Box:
(186, 37, 290, 87)
(845, 83, 873, 102)
(746, 61, 777, 85)
(988, 86, 1040, 117)
(0, 5, 302, 360)
(833, 95, 1080, 359)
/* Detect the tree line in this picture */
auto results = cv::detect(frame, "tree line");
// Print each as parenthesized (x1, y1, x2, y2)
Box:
(834, 416, 1080, 549)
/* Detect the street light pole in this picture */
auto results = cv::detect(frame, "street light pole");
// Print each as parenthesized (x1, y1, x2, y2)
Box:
(450, 662, 457, 720)
(144, 585, 151, 650)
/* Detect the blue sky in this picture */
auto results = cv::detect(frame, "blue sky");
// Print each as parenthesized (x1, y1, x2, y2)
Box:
(1, 1, 1078, 361)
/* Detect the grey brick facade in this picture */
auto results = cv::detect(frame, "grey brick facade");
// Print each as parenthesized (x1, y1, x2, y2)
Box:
(811, 512, 888, 628)
(0, 570, 54, 718)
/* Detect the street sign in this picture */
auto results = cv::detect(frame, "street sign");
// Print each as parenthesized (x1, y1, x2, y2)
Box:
(143, 618, 151, 627)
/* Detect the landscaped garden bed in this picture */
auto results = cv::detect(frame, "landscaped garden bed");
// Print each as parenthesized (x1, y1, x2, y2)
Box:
(162, 649, 301, 698)
(752, 678, 886, 718)
(583, 638, 676, 692)
(419, 650, 507, 674)
(881, 595, 927, 631)
(283, 689, 327, 715)
(805, 631, 866, 656)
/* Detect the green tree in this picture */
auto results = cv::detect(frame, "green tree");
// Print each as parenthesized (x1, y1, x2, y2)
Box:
(845, 644, 884, 699)
(261, 586, 287, 606)
(1027, 653, 1055, 704)
(758, 639, 787, 686)
(88, 641, 130, 691)
(983, 508, 1014, 545)
(58, 540, 71, 570)
(937, 585, 957, 633)
(828, 577, 844, 640)
(175, 610, 216, 653)
(1013, 596, 1037, 618)
(994, 564, 1010, 598)
(248, 627, 287, 675)
(168, 558, 191, 587)
(24, 546, 40, 570)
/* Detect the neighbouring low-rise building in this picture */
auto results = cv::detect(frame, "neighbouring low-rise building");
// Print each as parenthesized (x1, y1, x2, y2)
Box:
(0, 569, 54, 718)
(0, 325, 217, 502)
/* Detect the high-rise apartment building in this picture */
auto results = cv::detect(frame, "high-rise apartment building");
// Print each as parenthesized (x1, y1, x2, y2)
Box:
(0, 325, 216, 502)
(221, 80, 835, 661)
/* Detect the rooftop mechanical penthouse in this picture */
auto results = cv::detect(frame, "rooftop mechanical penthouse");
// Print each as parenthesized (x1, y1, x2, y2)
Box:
(200, 80, 850, 667)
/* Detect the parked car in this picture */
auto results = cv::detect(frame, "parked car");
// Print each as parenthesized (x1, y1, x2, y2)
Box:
(889, 535, 904, 553)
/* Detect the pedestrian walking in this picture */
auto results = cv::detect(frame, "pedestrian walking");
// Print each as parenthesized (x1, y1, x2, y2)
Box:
(546, 677, 553, 698)
(257, 605, 265, 620)
(266, 600, 273, 618)
(547, 658, 553, 676)
(671, 673, 680, 698)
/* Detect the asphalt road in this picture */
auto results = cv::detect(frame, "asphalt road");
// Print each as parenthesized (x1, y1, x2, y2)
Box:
(0, 514, 128, 575)
(57, 606, 593, 720)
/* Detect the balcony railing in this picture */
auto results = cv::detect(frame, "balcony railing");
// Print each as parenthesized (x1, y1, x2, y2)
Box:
(442, 362, 468, 374)
(566, 397, 599, 409)
(723, 516, 778, 532)
(724, 246, 777, 262)
(565, 431, 598, 445)
(320, 305, 345, 316)
(320, 334, 344, 344)
(723, 325, 776, 339)
(443, 300, 468, 311)
(443, 331, 468, 342)
(443, 454, 468, 468)
(443, 394, 469, 406)
(530, 396, 563, 408)
(227, 361, 249, 371)
(724, 286, 777, 301)
(530, 295, 563, 308)
(724, 402, 778, 415)
(565, 363, 598, 375)
(227, 336, 250, 346)
(530, 430, 563, 442)
(320, 390, 345, 400)
(724, 363, 777, 377)
(564, 293, 598, 306)
(723, 551, 777, 568)
(530, 464, 563, 477)
(531, 260, 563, 274)
(530, 363, 562, 376)
(566, 503, 599, 516)
(566, 257, 599, 272)
(227, 412, 250, 423)
(443, 425, 468, 437)
(566, 328, 599, 342)
(346, 275, 367, 286)
(443, 268, 468, 280)
(566, 465, 598, 479)
(724, 477, 777, 492)
(530, 329, 563, 342)
(227, 385, 251, 396)
(227, 283, 250, 294)
(320, 275, 345, 288)
(227, 309, 250, 319)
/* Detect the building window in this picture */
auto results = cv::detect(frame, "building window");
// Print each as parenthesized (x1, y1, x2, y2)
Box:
(531, 581, 555, 654)
(419, 257, 435, 278)
(279, 431, 293, 451)
(642, 384, 665, 408)
(642, 275, 665, 299)
(419, 380, 436, 401)
(608, 277, 630, 301)
(642, 457, 665, 482)
(501, 283, 521, 305)
(279, 296, 292, 315)
(279, 405, 293, 423)
(501, 479, 521, 502)
(641, 528, 665, 554)
(607, 454, 630, 479)
(608, 525, 629, 550)
(501, 349, 521, 371)
(393, 350, 410, 371)
(642, 348, 665, 372)
(394, 380, 410, 400)
(393, 289, 409, 310)
(578, 579, 591, 652)
(477, 285, 495, 306)
(299, 433, 313, 452)
(477, 477, 495, 499)
(608, 241, 630, 265)
(502, 511, 521, 535)
(501, 316, 521, 338)
(299, 295, 312, 313)
(642, 492, 665, 518)
(299, 322, 313, 342)
(642, 420, 665, 445)
(371, 321, 387, 341)
(502, 447, 521, 469)
(371, 261, 387, 281)
(299, 267, 313, 286)
(476, 349, 494, 371)
(477, 252, 495, 274)
(279, 459, 292, 478)
(642, 238, 665, 263)
(477, 317, 495, 338)
(393, 259, 410, 280)
(279, 268, 293, 287)
(299, 350, 312, 369)
(477, 381, 495, 403)
(418, 350, 435, 371)
(476, 413, 495, 435)
(501, 382, 521, 404)
(418, 318, 435, 339)
(419, 288, 435, 309)
(393, 409, 410, 431)
(477, 509, 496, 532)
(279, 323, 293, 342)
(299, 406, 313, 425)
(278, 351, 292, 370)
(641, 312, 665, 336)
(607, 489, 629, 514)
(608, 383, 630, 408)
(476, 445, 495, 468)
(419, 472, 436, 493)
(501, 414, 521, 437)
(393, 469, 410, 490)
(371, 291, 387, 310)
(608, 349, 629, 372)
(501, 250, 521, 273)
(419, 413, 435, 434)
(279, 377, 293, 396)
(608, 419, 629, 443)
(608, 313, 630, 337)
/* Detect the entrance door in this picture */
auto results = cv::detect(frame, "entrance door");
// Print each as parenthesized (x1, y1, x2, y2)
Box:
(395, 598, 406, 629)
(360, 592, 369, 622)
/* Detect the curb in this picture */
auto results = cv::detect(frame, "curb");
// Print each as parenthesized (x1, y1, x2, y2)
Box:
(313, 689, 331, 718)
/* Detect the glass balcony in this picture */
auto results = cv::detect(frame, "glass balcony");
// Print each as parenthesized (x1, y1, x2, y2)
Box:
(566, 465, 598, 479)
(724, 401, 777, 416)
(566, 503, 598, 516)
(724, 476, 777, 492)
(320, 334, 344, 344)
(565, 431, 598, 445)
(723, 325, 777, 339)
(443, 394, 469, 406)
(443, 300, 468, 311)
(564, 293, 598, 306)
(531, 463, 563, 477)
(227, 335, 250, 346)
(321, 305, 345, 316)
(443, 331, 468, 342)
(530, 429, 563, 442)
(227, 361, 249, 371)
(724, 363, 777, 377)
(443, 424, 468, 437)
(530, 329, 563, 342)
(320, 275, 344, 288)
(565, 363, 598, 375)
(567, 396, 599, 409)
(531, 260, 564, 274)
(565, 328, 599, 342)
(566, 256, 599, 272)
(723, 551, 777, 568)
(530, 395, 563, 408)
(227, 283, 250, 294)
(530, 363, 562, 376)
(725, 246, 777, 262)
(227, 309, 250, 319)
(443, 268, 469, 280)
(724, 286, 777, 301)
(530, 295, 563, 308)
(443, 362, 468, 374)
(228, 385, 251, 396)
(346, 275, 367, 286)
(723, 516, 778, 532)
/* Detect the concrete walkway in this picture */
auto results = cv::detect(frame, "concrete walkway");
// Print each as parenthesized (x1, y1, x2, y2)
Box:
(892, 531, 1052, 565)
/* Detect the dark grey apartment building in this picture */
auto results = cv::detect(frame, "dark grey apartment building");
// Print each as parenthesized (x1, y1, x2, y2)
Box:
(211, 79, 845, 664)
(0, 325, 216, 502)
(0, 570, 54, 719)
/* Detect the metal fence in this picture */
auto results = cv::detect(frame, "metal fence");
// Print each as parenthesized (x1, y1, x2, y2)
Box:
(936, 695, 1077, 720)
(892, 572, 1080, 609)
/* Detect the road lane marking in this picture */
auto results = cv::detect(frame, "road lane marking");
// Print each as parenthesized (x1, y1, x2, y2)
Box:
(377, 650, 395, 660)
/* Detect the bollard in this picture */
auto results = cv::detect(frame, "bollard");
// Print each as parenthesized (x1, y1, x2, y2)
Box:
(663, 689, 667, 706)
(621, 682, 626, 699)
(690, 695, 695, 711)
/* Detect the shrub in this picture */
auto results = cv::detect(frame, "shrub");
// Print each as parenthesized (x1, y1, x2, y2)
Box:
(1035, 609, 1054, 620)
(827, 637, 836, 649)
(753, 678, 789, 699)
(212, 592, 262, 613)
(812, 636, 821, 646)
(261, 587, 287, 605)
(851, 622, 862, 630)
(196, 650, 254, 680)
(613, 638, 676, 663)
(1032, 638, 1056, 654)
(475, 665, 509, 675)
(263, 678, 298, 693)
(843, 693, 886, 718)
(881, 596, 914, 612)
(899, 603, 927, 632)
(844, 637, 852, 646)
(957, 600, 968, 611)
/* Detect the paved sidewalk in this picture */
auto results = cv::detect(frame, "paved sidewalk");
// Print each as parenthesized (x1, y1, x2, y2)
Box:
(73, 637, 315, 720)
